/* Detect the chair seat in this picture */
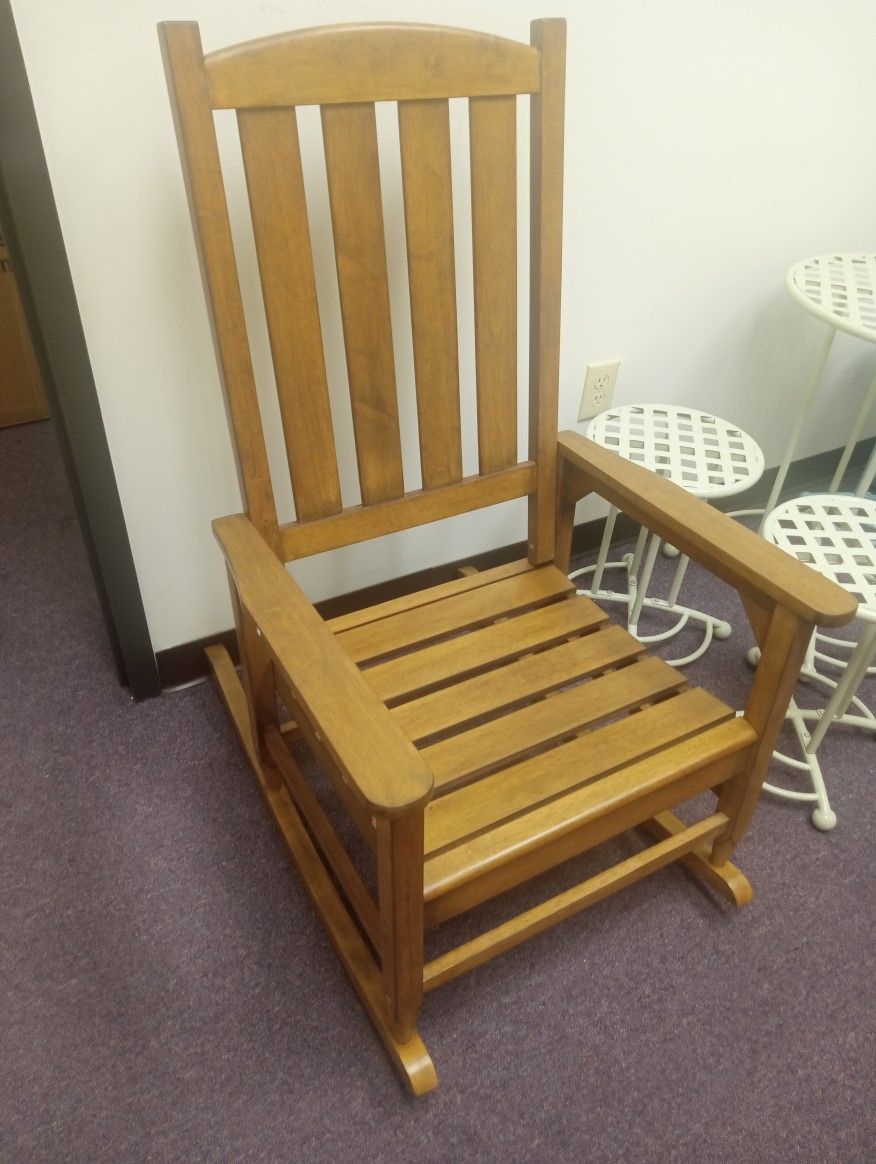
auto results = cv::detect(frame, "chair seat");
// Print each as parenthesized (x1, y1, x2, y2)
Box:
(328, 560, 756, 923)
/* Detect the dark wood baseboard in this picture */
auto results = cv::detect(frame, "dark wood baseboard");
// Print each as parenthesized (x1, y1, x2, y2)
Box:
(156, 439, 874, 691)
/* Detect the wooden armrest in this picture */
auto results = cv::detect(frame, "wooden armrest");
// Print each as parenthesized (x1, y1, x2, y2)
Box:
(213, 514, 433, 816)
(557, 430, 857, 627)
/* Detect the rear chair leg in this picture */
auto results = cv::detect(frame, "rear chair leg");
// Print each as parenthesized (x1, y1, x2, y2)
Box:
(227, 568, 278, 772)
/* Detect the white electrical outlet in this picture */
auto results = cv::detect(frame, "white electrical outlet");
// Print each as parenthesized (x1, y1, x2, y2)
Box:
(578, 358, 621, 421)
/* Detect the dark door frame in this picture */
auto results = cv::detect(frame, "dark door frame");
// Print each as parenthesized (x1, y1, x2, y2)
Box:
(0, 0, 159, 699)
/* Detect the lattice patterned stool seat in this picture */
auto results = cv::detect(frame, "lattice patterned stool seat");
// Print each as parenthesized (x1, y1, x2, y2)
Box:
(788, 254, 876, 341)
(570, 404, 764, 665)
(755, 494, 876, 830)
(760, 254, 876, 525)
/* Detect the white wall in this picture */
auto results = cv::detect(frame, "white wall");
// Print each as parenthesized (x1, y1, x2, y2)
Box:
(11, 0, 876, 652)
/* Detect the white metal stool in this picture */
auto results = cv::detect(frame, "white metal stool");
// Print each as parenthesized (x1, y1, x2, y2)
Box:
(570, 404, 764, 665)
(762, 253, 876, 522)
(757, 494, 876, 830)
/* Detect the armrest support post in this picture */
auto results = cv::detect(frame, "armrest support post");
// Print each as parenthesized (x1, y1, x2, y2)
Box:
(713, 604, 813, 864)
(738, 590, 773, 650)
(377, 812, 425, 1041)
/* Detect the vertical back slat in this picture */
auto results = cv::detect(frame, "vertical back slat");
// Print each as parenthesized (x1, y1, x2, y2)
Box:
(159, 22, 280, 550)
(321, 102, 405, 504)
(398, 99, 463, 489)
(470, 95, 518, 475)
(527, 19, 566, 564)
(238, 108, 343, 521)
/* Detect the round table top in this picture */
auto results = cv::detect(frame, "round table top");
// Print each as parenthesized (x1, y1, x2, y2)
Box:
(763, 493, 876, 614)
(787, 254, 876, 343)
(587, 403, 764, 500)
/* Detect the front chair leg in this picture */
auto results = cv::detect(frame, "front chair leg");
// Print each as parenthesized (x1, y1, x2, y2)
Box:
(376, 811, 425, 1044)
(712, 602, 813, 865)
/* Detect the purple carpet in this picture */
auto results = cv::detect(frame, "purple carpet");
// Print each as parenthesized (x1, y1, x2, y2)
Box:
(1, 421, 873, 1162)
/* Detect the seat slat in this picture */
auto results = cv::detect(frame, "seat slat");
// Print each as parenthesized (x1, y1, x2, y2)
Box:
(321, 102, 405, 504)
(238, 108, 342, 520)
(424, 688, 735, 855)
(422, 656, 687, 789)
(470, 94, 518, 473)
(392, 624, 645, 742)
(398, 98, 462, 489)
(327, 559, 534, 634)
(337, 565, 573, 664)
(424, 717, 756, 907)
(363, 596, 608, 704)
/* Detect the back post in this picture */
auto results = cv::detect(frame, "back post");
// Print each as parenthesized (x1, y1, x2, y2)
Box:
(527, 18, 566, 566)
(159, 21, 281, 555)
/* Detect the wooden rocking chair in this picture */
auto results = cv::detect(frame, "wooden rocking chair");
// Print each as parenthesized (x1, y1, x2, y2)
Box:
(159, 18, 856, 1094)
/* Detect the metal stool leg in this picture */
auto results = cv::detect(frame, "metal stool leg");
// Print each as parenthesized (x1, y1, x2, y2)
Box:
(856, 440, 876, 497)
(763, 696, 837, 831)
(828, 367, 876, 493)
(807, 622, 876, 753)
(666, 553, 689, 606)
(759, 326, 835, 531)
(591, 506, 618, 594)
(628, 532, 661, 636)
(626, 526, 649, 579)
(573, 403, 763, 666)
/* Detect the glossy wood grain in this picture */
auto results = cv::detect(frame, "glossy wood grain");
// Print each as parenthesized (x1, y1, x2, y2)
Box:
(363, 595, 606, 704)
(420, 657, 687, 789)
(640, 810, 753, 907)
(205, 23, 540, 107)
(205, 644, 437, 1094)
(526, 19, 566, 564)
(376, 812, 425, 1040)
(392, 623, 644, 741)
(336, 565, 573, 663)
(264, 725, 380, 948)
(238, 108, 342, 520)
(398, 98, 462, 488)
(279, 464, 536, 559)
(214, 513, 432, 815)
(423, 724, 753, 925)
(470, 94, 518, 473)
(159, 22, 279, 548)
(423, 813, 729, 990)
(161, 19, 858, 1097)
(424, 688, 734, 855)
(327, 558, 534, 634)
(322, 102, 405, 504)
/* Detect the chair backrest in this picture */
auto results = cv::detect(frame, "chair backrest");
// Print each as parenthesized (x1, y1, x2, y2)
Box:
(160, 20, 566, 564)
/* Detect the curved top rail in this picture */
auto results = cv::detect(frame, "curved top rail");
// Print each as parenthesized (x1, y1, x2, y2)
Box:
(204, 22, 541, 108)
